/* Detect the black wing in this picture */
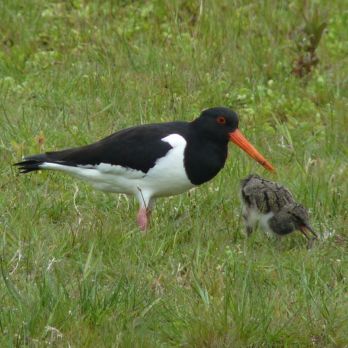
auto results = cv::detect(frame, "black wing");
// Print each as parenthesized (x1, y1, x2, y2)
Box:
(15, 122, 189, 174)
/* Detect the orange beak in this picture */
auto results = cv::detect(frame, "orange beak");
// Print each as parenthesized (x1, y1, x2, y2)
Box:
(229, 129, 275, 172)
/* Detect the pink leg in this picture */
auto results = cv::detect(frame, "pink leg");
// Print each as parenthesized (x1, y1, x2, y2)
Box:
(136, 207, 151, 232)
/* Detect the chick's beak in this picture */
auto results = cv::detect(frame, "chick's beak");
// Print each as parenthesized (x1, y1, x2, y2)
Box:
(299, 224, 318, 239)
(229, 129, 275, 172)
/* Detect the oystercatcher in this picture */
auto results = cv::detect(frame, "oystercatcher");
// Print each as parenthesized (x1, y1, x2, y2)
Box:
(15, 107, 274, 231)
(240, 174, 317, 243)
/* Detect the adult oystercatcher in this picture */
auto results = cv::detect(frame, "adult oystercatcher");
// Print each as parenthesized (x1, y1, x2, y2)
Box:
(15, 107, 274, 231)
(240, 174, 317, 244)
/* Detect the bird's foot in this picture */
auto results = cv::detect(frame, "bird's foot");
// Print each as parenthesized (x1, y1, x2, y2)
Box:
(137, 208, 151, 232)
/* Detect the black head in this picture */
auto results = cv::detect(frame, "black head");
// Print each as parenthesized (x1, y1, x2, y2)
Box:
(192, 107, 239, 142)
(270, 203, 317, 239)
(191, 107, 275, 172)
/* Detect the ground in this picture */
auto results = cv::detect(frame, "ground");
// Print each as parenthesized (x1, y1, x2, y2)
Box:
(0, 1, 347, 347)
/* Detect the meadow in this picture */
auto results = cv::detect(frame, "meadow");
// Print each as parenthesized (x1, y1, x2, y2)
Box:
(0, 1, 347, 346)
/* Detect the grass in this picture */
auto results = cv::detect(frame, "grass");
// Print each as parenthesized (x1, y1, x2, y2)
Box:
(1, 0, 347, 346)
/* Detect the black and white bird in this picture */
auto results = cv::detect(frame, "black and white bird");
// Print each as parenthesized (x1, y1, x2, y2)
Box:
(15, 107, 274, 231)
(240, 174, 317, 242)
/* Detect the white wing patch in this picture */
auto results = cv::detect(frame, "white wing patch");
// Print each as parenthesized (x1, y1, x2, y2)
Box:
(161, 133, 187, 148)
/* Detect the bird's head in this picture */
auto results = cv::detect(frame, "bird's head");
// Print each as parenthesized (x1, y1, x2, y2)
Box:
(281, 203, 317, 239)
(192, 107, 275, 172)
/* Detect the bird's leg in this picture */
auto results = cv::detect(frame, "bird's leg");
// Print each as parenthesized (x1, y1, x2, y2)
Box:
(136, 207, 151, 232)
(136, 187, 153, 233)
(242, 208, 254, 237)
(246, 226, 254, 236)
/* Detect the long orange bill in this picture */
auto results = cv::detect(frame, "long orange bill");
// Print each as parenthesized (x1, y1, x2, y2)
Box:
(229, 129, 275, 172)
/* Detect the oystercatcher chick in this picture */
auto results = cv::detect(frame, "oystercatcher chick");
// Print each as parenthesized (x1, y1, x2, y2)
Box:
(15, 107, 274, 231)
(240, 174, 317, 245)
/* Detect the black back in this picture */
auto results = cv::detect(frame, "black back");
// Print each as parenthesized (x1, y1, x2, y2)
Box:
(21, 122, 189, 173)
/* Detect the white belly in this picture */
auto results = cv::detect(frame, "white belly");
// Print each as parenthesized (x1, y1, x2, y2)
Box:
(242, 205, 275, 236)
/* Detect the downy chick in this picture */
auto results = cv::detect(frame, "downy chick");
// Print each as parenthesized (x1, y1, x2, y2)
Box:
(240, 174, 317, 243)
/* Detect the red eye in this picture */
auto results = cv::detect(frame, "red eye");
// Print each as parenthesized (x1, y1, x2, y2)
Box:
(217, 116, 226, 125)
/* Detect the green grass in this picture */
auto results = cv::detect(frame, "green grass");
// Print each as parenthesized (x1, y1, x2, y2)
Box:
(1, 0, 347, 346)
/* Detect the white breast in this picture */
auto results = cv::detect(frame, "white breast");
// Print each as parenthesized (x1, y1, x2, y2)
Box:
(144, 134, 195, 197)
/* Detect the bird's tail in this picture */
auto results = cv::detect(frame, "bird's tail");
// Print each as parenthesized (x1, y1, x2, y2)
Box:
(14, 154, 49, 174)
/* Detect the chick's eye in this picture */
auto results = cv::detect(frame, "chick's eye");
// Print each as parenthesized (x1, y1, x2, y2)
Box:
(216, 116, 226, 125)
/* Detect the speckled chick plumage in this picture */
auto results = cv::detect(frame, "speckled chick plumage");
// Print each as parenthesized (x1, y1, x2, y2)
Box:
(240, 174, 317, 242)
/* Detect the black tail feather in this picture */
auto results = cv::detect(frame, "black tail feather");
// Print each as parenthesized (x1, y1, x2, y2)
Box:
(14, 154, 48, 174)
